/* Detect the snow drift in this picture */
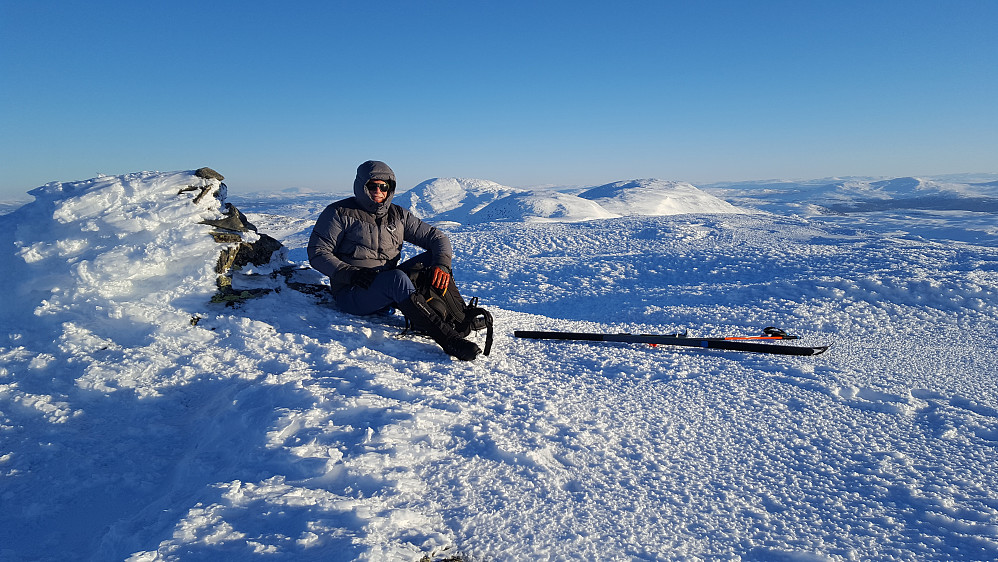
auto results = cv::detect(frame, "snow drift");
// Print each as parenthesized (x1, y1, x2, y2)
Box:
(2, 171, 226, 397)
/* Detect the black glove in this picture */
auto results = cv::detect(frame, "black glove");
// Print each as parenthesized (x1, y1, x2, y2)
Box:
(350, 267, 378, 289)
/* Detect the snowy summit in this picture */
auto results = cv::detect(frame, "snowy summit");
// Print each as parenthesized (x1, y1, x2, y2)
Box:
(395, 177, 520, 222)
(1, 169, 998, 560)
(396, 177, 744, 224)
(579, 179, 744, 216)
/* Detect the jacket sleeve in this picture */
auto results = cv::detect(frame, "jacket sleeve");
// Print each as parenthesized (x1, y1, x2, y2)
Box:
(401, 209, 453, 270)
(307, 205, 355, 287)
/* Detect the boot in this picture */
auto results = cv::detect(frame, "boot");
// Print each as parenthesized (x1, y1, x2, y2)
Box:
(397, 293, 481, 361)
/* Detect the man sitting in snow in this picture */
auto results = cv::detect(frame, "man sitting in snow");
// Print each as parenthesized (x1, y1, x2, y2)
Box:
(307, 160, 481, 361)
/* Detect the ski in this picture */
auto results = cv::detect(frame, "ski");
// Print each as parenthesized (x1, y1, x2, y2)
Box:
(513, 328, 829, 356)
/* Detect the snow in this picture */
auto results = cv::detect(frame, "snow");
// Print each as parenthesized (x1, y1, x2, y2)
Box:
(2, 170, 998, 561)
(395, 177, 743, 224)
(395, 178, 520, 222)
(466, 191, 620, 224)
(580, 179, 745, 216)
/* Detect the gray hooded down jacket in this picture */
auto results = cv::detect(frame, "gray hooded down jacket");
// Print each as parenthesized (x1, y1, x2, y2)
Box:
(307, 161, 453, 294)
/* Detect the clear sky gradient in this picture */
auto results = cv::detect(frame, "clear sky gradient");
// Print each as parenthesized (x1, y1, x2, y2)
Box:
(2, 0, 996, 199)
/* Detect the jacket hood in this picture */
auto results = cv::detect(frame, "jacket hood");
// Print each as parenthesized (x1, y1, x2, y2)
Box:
(353, 160, 397, 216)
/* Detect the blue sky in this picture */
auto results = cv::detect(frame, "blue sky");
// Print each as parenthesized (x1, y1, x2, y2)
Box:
(1, 0, 996, 199)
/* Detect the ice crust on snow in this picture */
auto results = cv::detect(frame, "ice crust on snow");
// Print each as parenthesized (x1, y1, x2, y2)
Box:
(1, 170, 998, 560)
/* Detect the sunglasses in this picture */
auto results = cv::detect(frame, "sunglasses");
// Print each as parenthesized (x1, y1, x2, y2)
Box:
(366, 181, 390, 193)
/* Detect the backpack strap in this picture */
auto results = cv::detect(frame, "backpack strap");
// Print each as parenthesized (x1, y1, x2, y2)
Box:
(463, 297, 494, 356)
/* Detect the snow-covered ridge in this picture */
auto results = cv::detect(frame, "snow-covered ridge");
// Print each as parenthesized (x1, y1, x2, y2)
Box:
(579, 178, 743, 215)
(706, 174, 998, 215)
(790, 176, 998, 204)
(396, 177, 747, 223)
(394, 177, 520, 222)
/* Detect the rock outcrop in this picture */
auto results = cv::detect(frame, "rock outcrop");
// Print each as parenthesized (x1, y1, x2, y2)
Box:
(184, 167, 327, 305)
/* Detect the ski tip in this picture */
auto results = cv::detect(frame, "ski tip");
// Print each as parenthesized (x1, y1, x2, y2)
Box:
(811, 345, 831, 355)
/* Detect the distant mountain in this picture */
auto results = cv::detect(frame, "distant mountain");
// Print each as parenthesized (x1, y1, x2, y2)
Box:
(579, 179, 743, 216)
(705, 175, 998, 215)
(395, 178, 521, 223)
(0, 200, 26, 216)
(819, 177, 998, 212)
(815, 177, 996, 201)
(466, 191, 620, 224)
(397, 177, 746, 224)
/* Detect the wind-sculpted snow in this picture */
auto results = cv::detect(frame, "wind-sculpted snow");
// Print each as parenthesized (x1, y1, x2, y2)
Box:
(1, 171, 997, 560)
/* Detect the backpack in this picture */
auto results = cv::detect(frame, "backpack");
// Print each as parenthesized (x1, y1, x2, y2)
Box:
(401, 262, 494, 355)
